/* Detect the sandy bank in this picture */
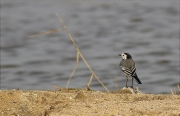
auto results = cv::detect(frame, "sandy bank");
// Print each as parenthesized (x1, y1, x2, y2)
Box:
(0, 88, 180, 116)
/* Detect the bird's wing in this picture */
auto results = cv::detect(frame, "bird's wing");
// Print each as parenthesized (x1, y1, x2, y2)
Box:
(120, 66, 136, 76)
(130, 66, 136, 76)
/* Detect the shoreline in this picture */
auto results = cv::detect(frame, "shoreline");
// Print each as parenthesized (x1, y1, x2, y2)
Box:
(0, 88, 180, 116)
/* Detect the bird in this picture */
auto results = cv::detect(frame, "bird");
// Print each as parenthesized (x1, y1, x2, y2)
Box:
(119, 53, 142, 88)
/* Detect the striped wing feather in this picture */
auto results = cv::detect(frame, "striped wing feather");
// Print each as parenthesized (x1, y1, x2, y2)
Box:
(120, 66, 136, 76)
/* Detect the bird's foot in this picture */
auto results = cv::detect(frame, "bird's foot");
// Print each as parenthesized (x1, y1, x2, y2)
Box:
(125, 86, 134, 89)
(126, 86, 133, 88)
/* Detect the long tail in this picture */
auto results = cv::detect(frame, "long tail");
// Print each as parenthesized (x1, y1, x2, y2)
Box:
(132, 75, 142, 84)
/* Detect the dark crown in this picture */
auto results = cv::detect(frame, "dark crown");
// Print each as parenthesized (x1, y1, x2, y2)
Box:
(124, 53, 132, 59)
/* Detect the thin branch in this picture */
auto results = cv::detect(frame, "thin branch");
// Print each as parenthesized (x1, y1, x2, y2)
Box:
(66, 52, 79, 88)
(27, 28, 63, 38)
(55, 12, 109, 92)
(86, 74, 94, 90)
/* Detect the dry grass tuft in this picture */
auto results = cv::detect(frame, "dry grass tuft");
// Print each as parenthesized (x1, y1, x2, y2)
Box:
(171, 84, 180, 95)
(111, 87, 142, 94)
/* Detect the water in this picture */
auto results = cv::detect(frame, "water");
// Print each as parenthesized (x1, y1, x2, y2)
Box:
(1, 0, 179, 93)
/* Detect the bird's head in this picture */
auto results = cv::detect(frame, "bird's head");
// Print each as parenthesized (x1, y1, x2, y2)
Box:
(118, 53, 132, 60)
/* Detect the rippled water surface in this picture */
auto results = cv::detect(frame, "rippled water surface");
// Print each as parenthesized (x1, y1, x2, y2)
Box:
(1, 0, 179, 93)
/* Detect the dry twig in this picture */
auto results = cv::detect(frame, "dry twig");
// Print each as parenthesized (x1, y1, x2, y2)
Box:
(27, 13, 109, 92)
(55, 12, 109, 92)
(66, 52, 79, 88)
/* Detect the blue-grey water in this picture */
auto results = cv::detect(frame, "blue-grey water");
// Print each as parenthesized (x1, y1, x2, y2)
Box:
(1, 0, 179, 94)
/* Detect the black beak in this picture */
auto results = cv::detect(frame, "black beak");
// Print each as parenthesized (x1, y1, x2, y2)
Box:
(118, 54, 121, 56)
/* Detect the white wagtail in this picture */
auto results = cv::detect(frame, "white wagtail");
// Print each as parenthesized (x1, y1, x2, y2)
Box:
(119, 53, 142, 88)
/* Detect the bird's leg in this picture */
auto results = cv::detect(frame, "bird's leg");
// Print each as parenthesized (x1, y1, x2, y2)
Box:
(131, 78, 134, 88)
(126, 77, 128, 88)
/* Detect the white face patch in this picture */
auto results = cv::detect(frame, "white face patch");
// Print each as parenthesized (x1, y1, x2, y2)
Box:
(121, 53, 127, 59)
